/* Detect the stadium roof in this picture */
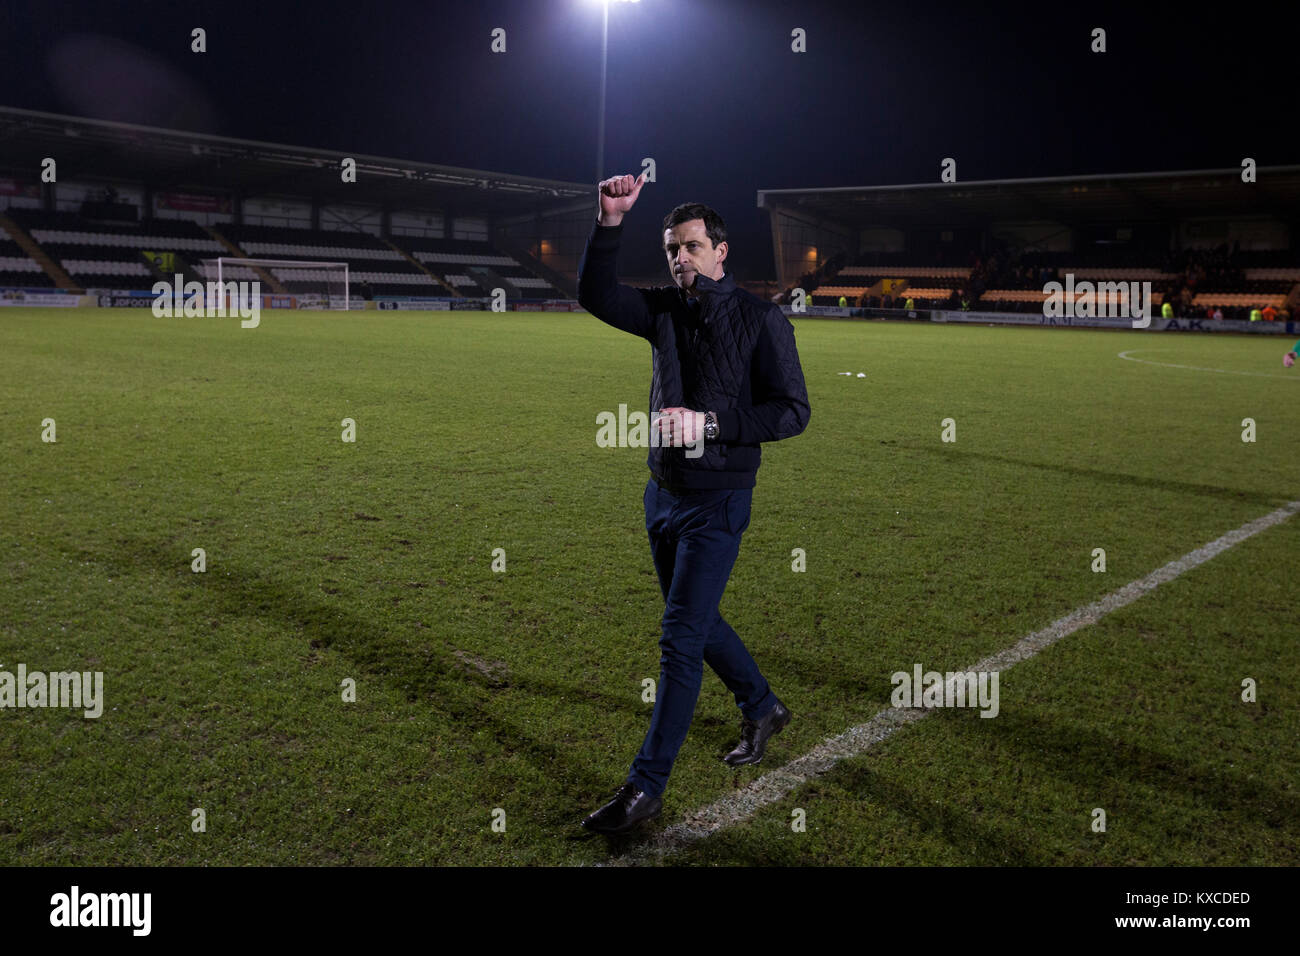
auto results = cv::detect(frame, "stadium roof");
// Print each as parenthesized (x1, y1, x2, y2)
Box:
(757, 167, 1300, 229)
(0, 105, 594, 217)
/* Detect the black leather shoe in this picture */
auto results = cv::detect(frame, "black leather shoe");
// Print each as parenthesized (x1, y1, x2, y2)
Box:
(723, 700, 791, 766)
(580, 782, 663, 834)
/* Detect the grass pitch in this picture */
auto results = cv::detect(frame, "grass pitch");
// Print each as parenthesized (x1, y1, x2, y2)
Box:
(1, 307, 1296, 865)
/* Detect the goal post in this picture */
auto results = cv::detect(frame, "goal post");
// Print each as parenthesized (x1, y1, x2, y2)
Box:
(201, 257, 350, 310)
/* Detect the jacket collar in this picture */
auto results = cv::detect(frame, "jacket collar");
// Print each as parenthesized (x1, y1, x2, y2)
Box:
(679, 270, 735, 309)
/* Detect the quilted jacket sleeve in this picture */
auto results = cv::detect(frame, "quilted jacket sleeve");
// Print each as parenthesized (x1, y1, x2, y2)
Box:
(577, 220, 655, 340)
(715, 305, 811, 444)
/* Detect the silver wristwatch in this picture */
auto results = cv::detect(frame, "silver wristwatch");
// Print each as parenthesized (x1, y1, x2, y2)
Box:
(704, 410, 719, 441)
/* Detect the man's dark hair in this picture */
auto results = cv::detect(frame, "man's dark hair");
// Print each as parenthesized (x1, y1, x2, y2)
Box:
(663, 203, 727, 249)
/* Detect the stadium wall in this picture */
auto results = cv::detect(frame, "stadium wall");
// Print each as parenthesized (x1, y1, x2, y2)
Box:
(152, 190, 234, 225)
(388, 211, 447, 238)
(319, 205, 382, 237)
(495, 204, 596, 286)
(774, 303, 1295, 335)
(1, 286, 1296, 334)
(0, 176, 41, 209)
(857, 228, 905, 253)
(51, 182, 144, 215)
(243, 198, 312, 228)
(990, 222, 1073, 251)
(930, 310, 1295, 334)
(1178, 217, 1289, 250)
(768, 207, 854, 291)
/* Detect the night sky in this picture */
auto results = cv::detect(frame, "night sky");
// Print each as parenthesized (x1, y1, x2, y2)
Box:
(1, 0, 1294, 277)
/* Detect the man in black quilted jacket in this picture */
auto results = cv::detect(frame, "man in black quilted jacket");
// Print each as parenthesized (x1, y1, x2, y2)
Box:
(577, 172, 811, 835)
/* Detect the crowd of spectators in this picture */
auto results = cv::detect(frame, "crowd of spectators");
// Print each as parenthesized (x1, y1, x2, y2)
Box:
(771, 240, 1296, 320)
(969, 241, 1294, 319)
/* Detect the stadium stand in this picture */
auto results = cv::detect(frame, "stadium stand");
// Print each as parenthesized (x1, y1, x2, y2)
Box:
(0, 209, 572, 300)
(211, 223, 438, 298)
(399, 236, 565, 298)
(818, 265, 968, 306)
(0, 234, 53, 288)
(8, 202, 1289, 319)
(970, 246, 1294, 318)
(8, 208, 225, 292)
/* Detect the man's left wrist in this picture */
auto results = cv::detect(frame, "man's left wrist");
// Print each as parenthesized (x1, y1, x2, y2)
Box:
(703, 410, 719, 441)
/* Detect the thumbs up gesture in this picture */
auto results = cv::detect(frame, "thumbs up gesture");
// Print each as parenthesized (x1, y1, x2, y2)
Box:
(598, 172, 648, 227)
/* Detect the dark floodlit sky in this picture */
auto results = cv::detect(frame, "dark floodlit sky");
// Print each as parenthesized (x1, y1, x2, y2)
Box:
(1, 0, 1294, 276)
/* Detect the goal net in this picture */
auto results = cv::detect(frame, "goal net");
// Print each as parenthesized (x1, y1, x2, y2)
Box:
(200, 257, 350, 310)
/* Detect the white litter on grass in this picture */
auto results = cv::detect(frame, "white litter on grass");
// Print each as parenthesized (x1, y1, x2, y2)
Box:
(594, 498, 1300, 866)
(837, 372, 867, 377)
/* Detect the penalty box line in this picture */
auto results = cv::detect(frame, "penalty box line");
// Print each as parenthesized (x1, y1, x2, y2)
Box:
(597, 499, 1300, 867)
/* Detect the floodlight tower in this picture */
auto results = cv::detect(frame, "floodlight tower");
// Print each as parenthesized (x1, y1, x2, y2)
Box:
(597, 0, 640, 182)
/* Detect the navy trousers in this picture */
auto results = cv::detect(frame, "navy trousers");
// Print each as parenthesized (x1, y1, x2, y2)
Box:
(627, 477, 778, 798)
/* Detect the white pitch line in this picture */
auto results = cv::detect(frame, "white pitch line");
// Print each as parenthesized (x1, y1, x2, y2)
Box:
(598, 499, 1300, 866)
(1118, 348, 1298, 380)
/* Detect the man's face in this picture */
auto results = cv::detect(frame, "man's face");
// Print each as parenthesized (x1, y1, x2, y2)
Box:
(663, 219, 727, 294)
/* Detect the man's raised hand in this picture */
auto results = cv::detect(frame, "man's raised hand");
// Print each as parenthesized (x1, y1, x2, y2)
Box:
(598, 172, 648, 227)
